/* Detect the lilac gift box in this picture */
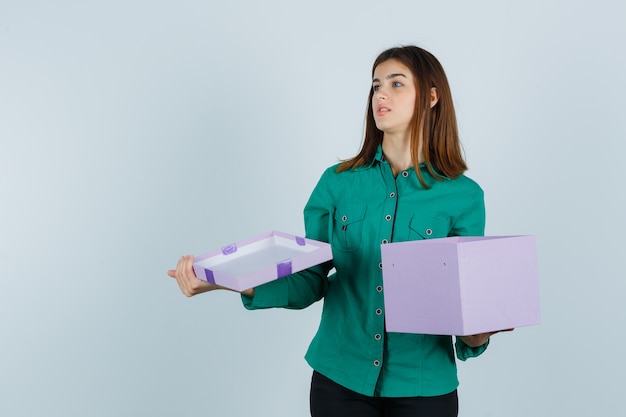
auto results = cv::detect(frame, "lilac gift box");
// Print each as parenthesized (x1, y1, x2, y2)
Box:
(381, 236, 540, 336)
(193, 230, 333, 292)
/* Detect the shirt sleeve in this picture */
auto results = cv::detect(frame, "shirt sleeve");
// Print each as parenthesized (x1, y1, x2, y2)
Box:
(241, 264, 331, 309)
(450, 181, 489, 360)
(455, 337, 490, 361)
(242, 168, 334, 310)
(449, 183, 485, 237)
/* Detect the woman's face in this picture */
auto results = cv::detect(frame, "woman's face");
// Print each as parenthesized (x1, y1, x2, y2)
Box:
(371, 59, 417, 137)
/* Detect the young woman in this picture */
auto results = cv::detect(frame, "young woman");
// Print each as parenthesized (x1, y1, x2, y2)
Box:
(169, 45, 505, 417)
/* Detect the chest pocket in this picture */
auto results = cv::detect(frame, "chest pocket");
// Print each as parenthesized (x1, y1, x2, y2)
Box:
(408, 215, 450, 240)
(333, 205, 367, 252)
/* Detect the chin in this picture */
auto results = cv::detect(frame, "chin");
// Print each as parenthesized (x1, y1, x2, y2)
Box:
(374, 121, 391, 131)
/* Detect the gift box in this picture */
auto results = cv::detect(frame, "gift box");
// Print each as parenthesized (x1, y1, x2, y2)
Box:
(381, 236, 540, 336)
(193, 230, 333, 292)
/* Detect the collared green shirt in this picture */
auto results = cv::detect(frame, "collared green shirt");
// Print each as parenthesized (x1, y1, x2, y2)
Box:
(243, 146, 488, 397)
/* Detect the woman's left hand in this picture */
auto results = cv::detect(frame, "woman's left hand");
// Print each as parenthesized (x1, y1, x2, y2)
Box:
(458, 329, 514, 347)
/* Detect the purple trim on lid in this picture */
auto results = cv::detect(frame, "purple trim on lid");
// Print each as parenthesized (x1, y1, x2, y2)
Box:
(296, 236, 306, 246)
(221, 243, 237, 255)
(204, 268, 216, 285)
(276, 259, 292, 278)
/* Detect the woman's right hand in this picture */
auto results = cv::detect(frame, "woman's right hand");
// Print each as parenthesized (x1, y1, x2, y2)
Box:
(167, 255, 224, 297)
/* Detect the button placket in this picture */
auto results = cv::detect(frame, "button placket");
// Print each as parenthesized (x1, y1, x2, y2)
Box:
(376, 179, 395, 363)
(380, 176, 397, 250)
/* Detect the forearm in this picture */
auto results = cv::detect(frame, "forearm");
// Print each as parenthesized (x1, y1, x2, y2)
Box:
(242, 264, 329, 310)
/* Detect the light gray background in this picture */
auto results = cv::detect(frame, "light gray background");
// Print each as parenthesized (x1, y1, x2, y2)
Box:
(1, 1, 624, 416)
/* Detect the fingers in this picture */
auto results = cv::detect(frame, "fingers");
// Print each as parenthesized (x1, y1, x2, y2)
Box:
(171, 255, 218, 297)
(458, 327, 515, 347)
(488, 328, 515, 337)
(173, 255, 195, 296)
(182, 255, 197, 295)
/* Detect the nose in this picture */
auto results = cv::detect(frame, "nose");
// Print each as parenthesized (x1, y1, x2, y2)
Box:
(375, 88, 387, 100)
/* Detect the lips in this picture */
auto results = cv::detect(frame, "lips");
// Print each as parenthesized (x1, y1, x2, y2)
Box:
(376, 105, 390, 116)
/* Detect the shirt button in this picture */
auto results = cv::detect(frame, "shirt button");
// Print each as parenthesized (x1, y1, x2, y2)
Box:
(376, 285, 383, 293)
(375, 334, 382, 341)
(376, 308, 382, 315)
(402, 171, 409, 178)
(389, 192, 396, 198)
(385, 215, 392, 221)
(373, 360, 381, 367)
(381, 239, 388, 244)
(341, 215, 348, 222)
(425, 228, 433, 236)
(378, 262, 383, 269)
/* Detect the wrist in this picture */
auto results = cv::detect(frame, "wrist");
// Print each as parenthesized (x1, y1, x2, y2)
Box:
(239, 288, 255, 298)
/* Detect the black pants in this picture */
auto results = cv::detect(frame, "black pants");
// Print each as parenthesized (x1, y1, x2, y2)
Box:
(310, 371, 458, 417)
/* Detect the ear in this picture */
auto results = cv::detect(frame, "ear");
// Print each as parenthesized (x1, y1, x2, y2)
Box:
(430, 87, 440, 108)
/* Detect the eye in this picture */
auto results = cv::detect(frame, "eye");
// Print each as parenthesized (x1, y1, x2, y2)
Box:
(393, 81, 403, 87)
(373, 85, 380, 91)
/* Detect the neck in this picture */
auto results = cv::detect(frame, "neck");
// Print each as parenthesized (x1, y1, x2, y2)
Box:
(382, 132, 423, 177)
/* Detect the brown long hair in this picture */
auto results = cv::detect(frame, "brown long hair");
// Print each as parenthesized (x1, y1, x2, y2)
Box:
(338, 46, 467, 188)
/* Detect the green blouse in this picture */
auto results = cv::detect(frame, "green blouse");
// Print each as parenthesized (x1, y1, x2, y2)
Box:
(242, 146, 489, 397)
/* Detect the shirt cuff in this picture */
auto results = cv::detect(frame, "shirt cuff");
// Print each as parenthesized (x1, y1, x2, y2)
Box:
(241, 278, 289, 310)
(455, 337, 489, 361)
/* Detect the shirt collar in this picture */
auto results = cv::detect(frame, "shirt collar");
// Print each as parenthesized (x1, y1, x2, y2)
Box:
(372, 144, 451, 180)
(374, 144, 385, 163)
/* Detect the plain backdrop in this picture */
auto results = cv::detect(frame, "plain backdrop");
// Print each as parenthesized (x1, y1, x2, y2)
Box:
(1, 1, 625, 416)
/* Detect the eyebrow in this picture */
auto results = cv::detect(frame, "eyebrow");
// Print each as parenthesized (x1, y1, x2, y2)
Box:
(372, 73, 408, 83)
